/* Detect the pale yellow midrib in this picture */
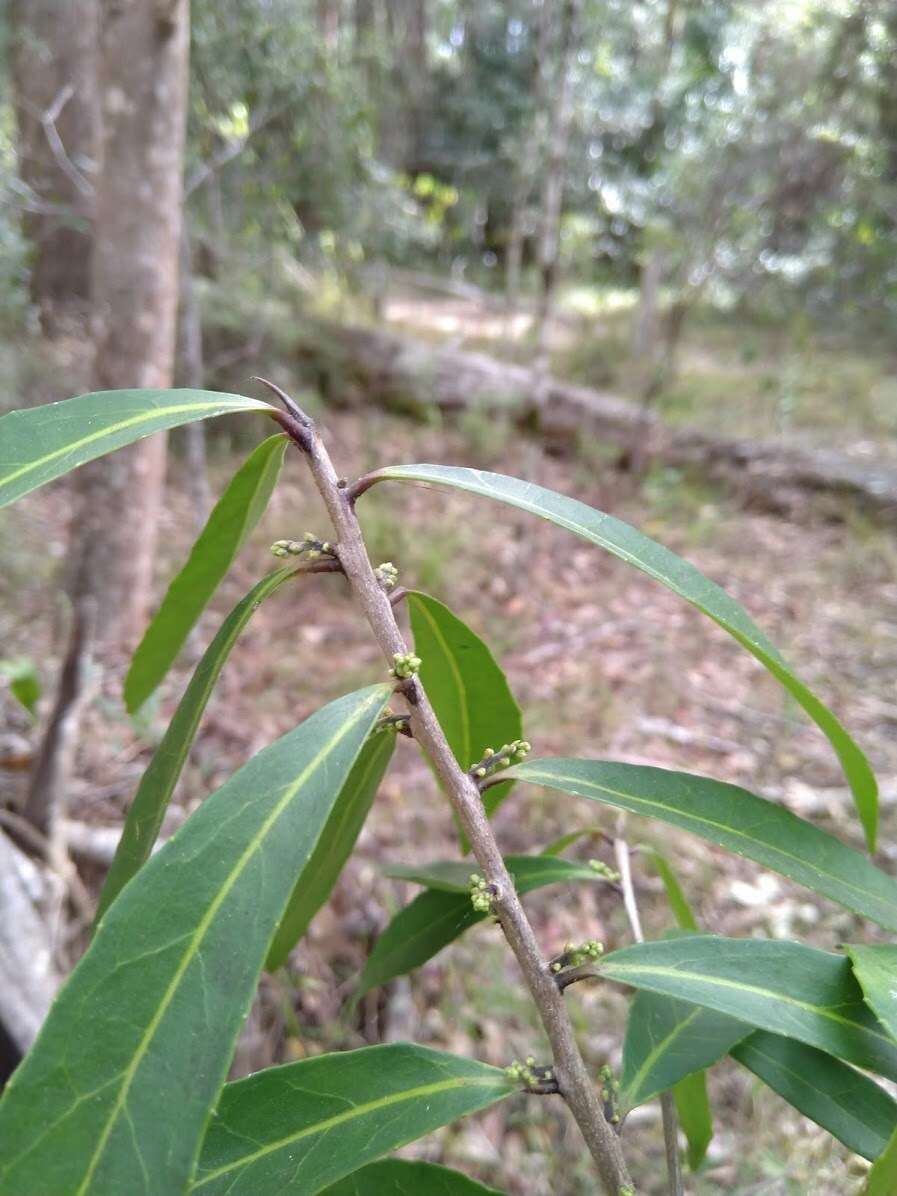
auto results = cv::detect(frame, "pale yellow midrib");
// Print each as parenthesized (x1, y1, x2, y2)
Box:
(625, 1006, 703, 1103)
(192, 1074, 504, 1187)
(413, 598, 471, 763)
(1, 399, 260, 491)
(603, 962, 892, 1048)
(518, 767, 883, 913)
(74, 692, 382, 1196)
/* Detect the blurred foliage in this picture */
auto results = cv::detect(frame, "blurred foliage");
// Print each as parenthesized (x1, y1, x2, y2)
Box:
(3, 0, 897, 344)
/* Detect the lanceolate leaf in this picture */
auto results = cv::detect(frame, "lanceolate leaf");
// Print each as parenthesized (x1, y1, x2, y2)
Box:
(321, 1159, 504, 1195)
(599, 936, 897, 1081)
(360, 855, 604, 993)
(508, 759, 897, 931)
(622, 993, 750, 1110)
(863, 1126, 897, 1196)
(373, 465, 877, 849)
(648, 849, 699, 932)
(192, 1044, 514, 1195)
(673, 1071, 713, 1172)
(637, 856, 714, 1169)
(732, 1031, 897, 1163)
(265, 731, 396, 970)
(0, 686, 391, 1196)
(96, 567, 297, 923)
(408, 591, 522, 827)
(125, 434, 288, 712)
(847, 945, 897, 1043)
(0, 388, 273, 510)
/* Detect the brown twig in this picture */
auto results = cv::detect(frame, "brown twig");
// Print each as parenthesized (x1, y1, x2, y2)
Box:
(269, 386, 633, 1195)
(615, 832, 683, 1196)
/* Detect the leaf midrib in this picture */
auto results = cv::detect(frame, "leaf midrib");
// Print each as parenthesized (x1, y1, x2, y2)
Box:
(401, 467, 773, 657)
(601, 961, 891, 1050)
(1, 398, 264, 491)
(412, 596, 471, 765)
(192, 1075, 506, 1188)
(73, 689, 384, 1195)
(624, 1006, 703, 1105)
(518, 766, 891, 923)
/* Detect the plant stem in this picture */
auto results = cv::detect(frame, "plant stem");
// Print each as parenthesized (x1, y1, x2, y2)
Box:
(614, 834, 684, 1196)
(277, 402, 634, 1195)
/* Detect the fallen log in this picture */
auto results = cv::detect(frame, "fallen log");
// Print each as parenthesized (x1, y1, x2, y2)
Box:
(291, 320, 897, 523)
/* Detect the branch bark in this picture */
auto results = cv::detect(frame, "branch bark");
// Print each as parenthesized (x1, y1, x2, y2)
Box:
(266, 389, 633, 1194)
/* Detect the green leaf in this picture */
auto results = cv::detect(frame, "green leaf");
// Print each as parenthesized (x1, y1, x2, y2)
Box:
(673, 1070, 713, 1171)
(125, 434, 288, 712)
(622, 993, 750, 1110)
(732, 1031, 897, 1163)
(0, 685, 391, 1196)
(192, 1044, 514, 1195)
(863, 1125, 897, 1196)
(847, 945, 897, 1043)
(265, 730, 396, 970)
(0, 658, 41, 718)
(599, 935, 897, 1081)
(647, 849, 698, 932)
(638, 856, 714, 1169)
(321, 1159, 504, 1195)
(508, 759, 897, 931)
(374, 465, 877, 849)
(408, 591, 522, 829)
(0, 388, 273, 510)
(540, 826, 605, 856)
(96, 567, 297, 923)
(360, 855, 603, 993)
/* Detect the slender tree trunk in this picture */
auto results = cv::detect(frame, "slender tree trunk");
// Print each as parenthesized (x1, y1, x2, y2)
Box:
(533, 0, 581, 364)
(7, 0, 98, 334)
(85, 0, 191, 648)
(177, 227, 212, 529)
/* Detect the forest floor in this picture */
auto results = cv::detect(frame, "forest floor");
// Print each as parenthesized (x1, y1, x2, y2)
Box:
(2, 312, 897, 1194)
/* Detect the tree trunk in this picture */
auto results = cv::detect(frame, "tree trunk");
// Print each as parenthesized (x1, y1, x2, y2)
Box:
(533, 0, 581, 364)
(7, 0, 98, 334)
(177, 227, 212, 528)
(86, 0, 191, 648)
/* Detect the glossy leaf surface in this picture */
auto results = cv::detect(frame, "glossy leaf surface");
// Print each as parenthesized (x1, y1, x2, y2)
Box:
(0, 686, 391, 1196)
(732, 1031, 897, 1162)
(125, 434, 287, 712)
(193, 1044, 514, 1195)
(510, 759, 897, 930)
(408, 591, 522, 826)
(622, 992, 750, 1108)
(265, 730, 396, 969)
(599, 936, 897, 1080)
(847, 945, 897, 1043)
(375, 465, 877, 848)
(96, 567, 296, 922)
(0, 388, 272, 510)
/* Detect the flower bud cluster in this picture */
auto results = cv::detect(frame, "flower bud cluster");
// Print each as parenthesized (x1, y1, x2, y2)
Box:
(468, 873, 494, 914)
(471, 740, 532, 781)
(375, 712, 411, 736)
(550, 939, 604, 974)
(388, 652, 421, 679)
(599, 1063, 621, 1125)
(588, 858, 620, 882)
(270, 533, 334, 560)
(375, 561, 399, 591)
(505, 1056, 554, 1089)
